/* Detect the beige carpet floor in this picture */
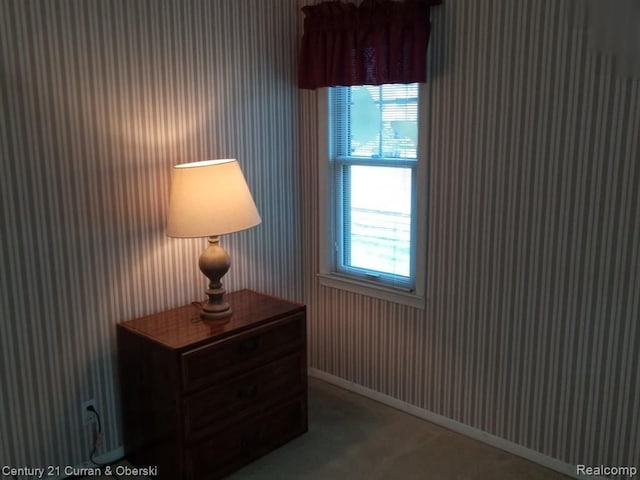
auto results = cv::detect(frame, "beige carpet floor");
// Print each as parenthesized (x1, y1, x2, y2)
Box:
(82, 377, 571, 479)
(229, 377, 570, 480)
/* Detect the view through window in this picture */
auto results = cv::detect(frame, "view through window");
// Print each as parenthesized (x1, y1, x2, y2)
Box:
(332, 83, 419, 286)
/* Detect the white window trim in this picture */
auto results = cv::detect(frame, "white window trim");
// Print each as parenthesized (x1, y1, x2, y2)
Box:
(316, 85, 428, 310)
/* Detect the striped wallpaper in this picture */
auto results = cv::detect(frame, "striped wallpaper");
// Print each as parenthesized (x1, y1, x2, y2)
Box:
(2, 0, 638, 477)
(0, 0, 301, 475)
(300, 0, 640, 475)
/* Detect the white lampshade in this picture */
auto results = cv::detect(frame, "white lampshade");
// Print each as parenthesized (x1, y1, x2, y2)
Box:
(167, 159, 261, 238)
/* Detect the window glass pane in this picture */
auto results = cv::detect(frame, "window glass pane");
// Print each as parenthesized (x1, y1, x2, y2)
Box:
(348, 84, 418, 159)
(345, 165, 412, 277)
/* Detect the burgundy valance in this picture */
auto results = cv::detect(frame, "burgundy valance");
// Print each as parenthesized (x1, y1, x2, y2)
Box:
(298, 0, 442, 89)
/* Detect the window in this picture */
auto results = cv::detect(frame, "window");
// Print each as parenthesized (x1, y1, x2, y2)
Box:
(318, 84, 427, 308)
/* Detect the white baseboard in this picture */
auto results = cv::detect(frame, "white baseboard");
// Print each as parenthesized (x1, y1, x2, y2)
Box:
(48, 447, 124, 479)
(308, 367, 603, 480)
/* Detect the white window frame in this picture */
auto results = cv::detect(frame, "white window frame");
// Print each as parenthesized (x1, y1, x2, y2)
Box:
(317, 84, 428, 309)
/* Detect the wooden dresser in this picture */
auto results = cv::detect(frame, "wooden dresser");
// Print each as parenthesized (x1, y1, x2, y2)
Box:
(116, 289, 307, 479)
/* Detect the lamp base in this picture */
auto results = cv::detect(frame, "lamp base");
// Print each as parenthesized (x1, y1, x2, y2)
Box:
(201, 289, 232, 320)
(199, 236, 232, 321)
(201, 310, 232, 320)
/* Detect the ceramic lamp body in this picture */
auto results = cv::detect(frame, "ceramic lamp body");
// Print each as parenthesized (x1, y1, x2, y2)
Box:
(199, 236, 232, 319)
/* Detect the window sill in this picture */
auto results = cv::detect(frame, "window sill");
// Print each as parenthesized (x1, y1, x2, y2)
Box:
(317, 273, 426, 309)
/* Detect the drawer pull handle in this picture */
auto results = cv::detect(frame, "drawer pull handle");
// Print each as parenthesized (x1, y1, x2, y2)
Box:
(237, 337, 260, 354)
(237, 384, 260, 400)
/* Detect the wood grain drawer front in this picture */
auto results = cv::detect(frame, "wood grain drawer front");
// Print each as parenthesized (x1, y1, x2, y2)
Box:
(181, 313, 305, 392)
(183, 352, 305, 442)
(186, 395, 307, 480)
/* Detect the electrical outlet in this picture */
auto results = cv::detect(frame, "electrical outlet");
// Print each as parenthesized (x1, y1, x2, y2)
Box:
(81, 399, 97, 427)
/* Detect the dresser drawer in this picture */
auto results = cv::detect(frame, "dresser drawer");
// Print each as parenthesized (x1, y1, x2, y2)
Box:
(185, 395, 307, 480)
(181, 312, 305, 392)
(183, 352, 306, 442)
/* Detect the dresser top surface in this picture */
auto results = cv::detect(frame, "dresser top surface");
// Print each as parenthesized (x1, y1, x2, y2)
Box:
(117, 289, 305, 350)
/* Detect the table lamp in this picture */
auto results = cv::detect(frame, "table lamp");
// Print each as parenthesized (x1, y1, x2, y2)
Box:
(167, 159, 261, 320)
